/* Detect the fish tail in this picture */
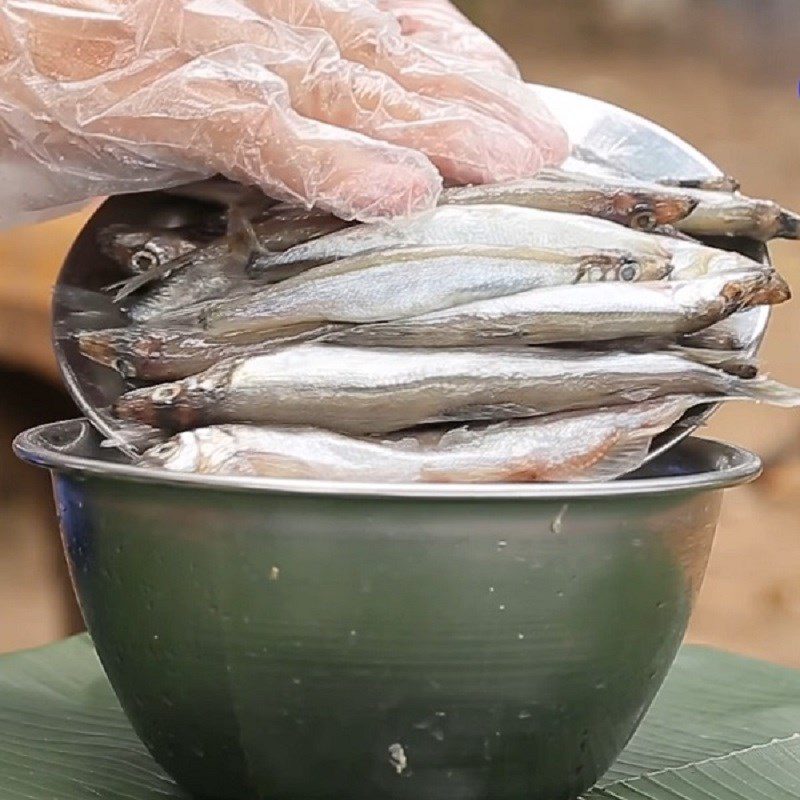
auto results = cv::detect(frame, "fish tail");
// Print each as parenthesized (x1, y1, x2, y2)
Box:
(736, 377, 800, 407)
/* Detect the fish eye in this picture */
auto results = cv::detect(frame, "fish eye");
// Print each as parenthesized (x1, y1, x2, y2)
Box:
(131, 248, 160, 273)
(620, 261, 640, 282)
(151, 385, 182, 404)
(630, 206, 658, 231)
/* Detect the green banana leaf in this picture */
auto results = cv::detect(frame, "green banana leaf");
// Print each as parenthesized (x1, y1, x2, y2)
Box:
(1, 636, 799, 800)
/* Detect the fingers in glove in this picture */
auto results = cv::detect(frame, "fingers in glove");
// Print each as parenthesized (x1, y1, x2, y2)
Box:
(179, 7, 541, 185)
(375, 0, 520, 78)
(80, 45, 442, 221)
(253, 0, 569, 167)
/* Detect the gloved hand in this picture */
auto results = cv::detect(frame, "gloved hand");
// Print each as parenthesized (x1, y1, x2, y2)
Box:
(0, 0, 569, 227)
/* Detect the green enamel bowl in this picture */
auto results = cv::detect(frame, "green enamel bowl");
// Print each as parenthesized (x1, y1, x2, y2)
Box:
(15, 419, 760, 800)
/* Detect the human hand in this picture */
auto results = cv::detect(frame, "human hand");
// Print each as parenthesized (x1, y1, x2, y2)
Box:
(0, 0, 569, 227)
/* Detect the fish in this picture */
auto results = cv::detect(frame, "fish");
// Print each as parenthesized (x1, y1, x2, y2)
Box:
(113, 344, 800, 435)
(534, 168, 800, 242)
(138, 396, 718, 483)
(567, 145, 742, 193)
(244, 205, 763, 279)
(244, 205, 671, 273)
(326, 269, 789, 348)
(76, 322, 338, 382)
(121, 260, 250, 323)
(97, 225, 208, 275)
(674, 190, 800, 241)
(439, 178, 698, 232)
(201, 244, 671, 337)
(115, 209, 353, 320)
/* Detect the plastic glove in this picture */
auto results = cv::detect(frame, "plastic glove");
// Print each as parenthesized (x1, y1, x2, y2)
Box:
(0, 0, 569, 228)
(375, 0, 521, 77)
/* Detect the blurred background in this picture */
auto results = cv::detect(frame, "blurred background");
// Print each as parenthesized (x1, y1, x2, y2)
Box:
(2, 0, 800, 663)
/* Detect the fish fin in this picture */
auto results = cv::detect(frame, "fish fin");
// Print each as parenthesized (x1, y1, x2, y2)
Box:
(563, 431, 657, 482)
(111, 249, 195, 301)
(557, 401, 693, 482)
(227, 204, 268, 260)
(737, 377, 800, 407)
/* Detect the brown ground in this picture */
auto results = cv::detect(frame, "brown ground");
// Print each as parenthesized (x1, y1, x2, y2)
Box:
(2, 1, 800, 665)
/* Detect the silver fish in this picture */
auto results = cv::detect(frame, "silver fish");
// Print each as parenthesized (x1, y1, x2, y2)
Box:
(139, 396, 714, 483)
(535, 168, 800, 242)
(245, 205, 669, 271)
(675, 190, 800, 241)
(328, 269, 789, 348)
(567, 145, 742, 193)
(98, 225, 207, 275)
(113, 344, 800, 434)
(76, 322, 338, 382)
(246, 205, 762, 279)
(440, 179, 698, 232)
(202, 245, 670, 336)
(116, 210, 352, 320)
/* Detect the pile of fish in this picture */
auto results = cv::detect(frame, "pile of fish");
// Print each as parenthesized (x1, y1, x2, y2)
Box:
(77, 169, 800, 483)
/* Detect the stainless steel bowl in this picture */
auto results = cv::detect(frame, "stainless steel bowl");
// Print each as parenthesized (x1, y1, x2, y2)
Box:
(15, 420, 761, 800)
(52, 83, 770, 462)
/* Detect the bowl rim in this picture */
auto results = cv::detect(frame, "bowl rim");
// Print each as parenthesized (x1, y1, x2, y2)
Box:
(14, 419, 762, 500)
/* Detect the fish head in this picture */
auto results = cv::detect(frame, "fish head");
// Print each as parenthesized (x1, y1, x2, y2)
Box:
(114, 371, 220, 431)
(97, 225, 153, 267)
(721, 269, 791, 309)
(97, 226, 196, 274)
(610, 191, 698, 232)
(77, 327, 183, 380)
(581, 249, 672, 283)
(140, 432, 201, 472)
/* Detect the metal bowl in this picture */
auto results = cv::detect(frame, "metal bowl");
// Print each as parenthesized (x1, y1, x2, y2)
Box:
(15, 420, 761, 800)
(52, 84, 770, 461)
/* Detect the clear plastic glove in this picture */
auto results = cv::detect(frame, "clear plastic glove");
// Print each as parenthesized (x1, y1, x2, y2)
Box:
(0, 0, 569, 228)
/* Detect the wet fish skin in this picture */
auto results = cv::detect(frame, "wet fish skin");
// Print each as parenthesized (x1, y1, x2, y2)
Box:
(245, 205, 674, 274)
(138, 397, 707, 483)
(113, 344, 800, 435)
(116, 212, 352, 315)
(123, 259, 248, 323)
(76, 322, 338, 381)
(247, 204, 767, 280)
(327, 269, 790, 349)
(440, 179, 698, 232)
(202, 244, 671, 337)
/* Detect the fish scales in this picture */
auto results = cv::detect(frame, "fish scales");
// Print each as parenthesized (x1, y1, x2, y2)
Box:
(114, 344, 800, 435)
